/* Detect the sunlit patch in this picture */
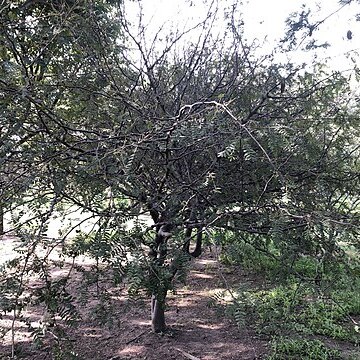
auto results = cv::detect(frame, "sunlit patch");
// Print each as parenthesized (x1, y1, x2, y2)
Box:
(192, 272, 213, 279)
(196, 323, 225, 330)
(196, 259, 217, 266)
(50, 268, 69, 277)
(175, 293, 205, 307)
(207, 288, 234, 303)
(129, 319, 150, 326)
(176, 301, 195, 308)
(118, 345, 146, 355)
(1, 328, 32, 346)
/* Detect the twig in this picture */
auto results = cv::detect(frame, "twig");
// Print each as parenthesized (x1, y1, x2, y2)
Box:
(11, 308, 16, 359)
(125, 330, 147, 345)
(175, 347, 201, 360)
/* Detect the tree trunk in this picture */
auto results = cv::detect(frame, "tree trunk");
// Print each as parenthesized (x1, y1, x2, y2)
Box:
(151, 294, 166, 333)
(0, 204, 3, 236)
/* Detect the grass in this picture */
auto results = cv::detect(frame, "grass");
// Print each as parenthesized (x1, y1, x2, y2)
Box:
(215, 239, 360, 360)
(267, 337, 345, 360)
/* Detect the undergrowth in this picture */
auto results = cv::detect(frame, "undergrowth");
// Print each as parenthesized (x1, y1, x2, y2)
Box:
(267, 337, 344, 360)
(214, 239, 360, 360)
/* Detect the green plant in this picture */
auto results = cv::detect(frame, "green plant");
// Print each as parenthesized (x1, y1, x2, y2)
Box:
(267, 337, 344, 360)
(299, 293, 359, 344)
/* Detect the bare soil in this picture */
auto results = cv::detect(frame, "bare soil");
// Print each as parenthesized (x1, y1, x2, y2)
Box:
(0, 236, 267, 360)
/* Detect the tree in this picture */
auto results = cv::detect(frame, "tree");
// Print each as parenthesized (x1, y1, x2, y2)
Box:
(0, 203, 3, 235)
(0, 0, 359, 342)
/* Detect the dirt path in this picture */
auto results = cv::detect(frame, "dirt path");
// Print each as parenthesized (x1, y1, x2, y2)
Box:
(0, 242, 267, 360)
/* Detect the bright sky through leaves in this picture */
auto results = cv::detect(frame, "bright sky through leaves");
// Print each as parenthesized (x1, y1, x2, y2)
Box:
(125, 0, 360, 72)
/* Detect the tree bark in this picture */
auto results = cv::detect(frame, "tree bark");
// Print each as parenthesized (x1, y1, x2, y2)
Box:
(151, 294, 166, 333)
(183, 226, 203, 258)
(0, 204, 4, 236)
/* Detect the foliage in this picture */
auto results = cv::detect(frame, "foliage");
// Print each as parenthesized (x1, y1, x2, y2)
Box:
(213, 237, 360, 358)
(0, 0, 359, 356)
(267, 337, 344, 360)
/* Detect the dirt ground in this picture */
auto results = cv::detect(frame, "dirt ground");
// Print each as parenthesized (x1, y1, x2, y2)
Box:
(0, 236, 268, 360)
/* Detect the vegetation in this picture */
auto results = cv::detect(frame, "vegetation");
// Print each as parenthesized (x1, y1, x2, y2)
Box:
(267, 338, 344, 360)
(0, 0, 359, 358)
(211, 238, 360, 359)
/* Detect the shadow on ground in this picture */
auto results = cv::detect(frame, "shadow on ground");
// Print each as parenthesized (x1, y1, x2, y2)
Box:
(0, 237, 267, 360)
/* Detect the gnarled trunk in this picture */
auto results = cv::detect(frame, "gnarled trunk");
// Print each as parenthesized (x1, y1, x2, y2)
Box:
(147, 207, 203, 333)
(151, 294, 166, 332)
